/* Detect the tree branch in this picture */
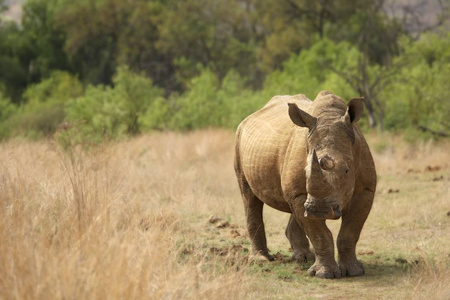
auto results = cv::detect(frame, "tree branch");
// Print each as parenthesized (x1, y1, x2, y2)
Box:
(417, 125, 450, 137)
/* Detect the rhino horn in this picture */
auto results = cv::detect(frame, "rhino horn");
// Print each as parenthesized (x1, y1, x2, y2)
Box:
(307, 149, 331, 197)
(310, 149, 321, 175)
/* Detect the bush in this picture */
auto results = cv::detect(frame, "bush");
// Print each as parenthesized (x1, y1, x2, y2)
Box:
(167, 69, 262, 130)
(171, 69, 221, 130)
(382, 33, 450, 138)
(262, 39, 358, 100)
(63, 66, 164, 144)
(112, 66, 164, 134)
(216, 70, 261, 129)
(139, 96, 173, 131)
(6, 71, 82, 138)
(0, 93, 17, 139)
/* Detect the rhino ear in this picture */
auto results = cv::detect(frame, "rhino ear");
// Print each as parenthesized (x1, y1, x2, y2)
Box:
(288, 103, 317, 130)
(344, 97, 364, 123)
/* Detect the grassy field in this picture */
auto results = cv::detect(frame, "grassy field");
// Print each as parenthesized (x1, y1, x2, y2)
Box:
(0, 129, 449, 299)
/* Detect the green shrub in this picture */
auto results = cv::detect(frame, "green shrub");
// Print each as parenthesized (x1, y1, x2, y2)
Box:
(112, 66, 164, 133)
(0, 93, 17, 139)
(64, 66, 164, 144)
(382, 33, 450, 139)
(139, 96, 172, 131)
(6, 71, 82, 138)
(8, 104, 65, 139)
(262, 39, 358, 99)
(168, 69, 262, 130)
(171, 69, 221, 130)
(217, 70, 261, 129)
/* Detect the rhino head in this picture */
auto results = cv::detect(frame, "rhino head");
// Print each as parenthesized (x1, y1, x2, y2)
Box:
(288, 92, 364, 220)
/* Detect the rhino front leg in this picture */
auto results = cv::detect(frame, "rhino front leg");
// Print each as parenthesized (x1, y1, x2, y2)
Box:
(337, 189, 374, 276)
(245, 196, 274, 261)
(238, 179, 273, 261)
(300, 218, 341, 279)
(290, 197, 340, 278)
(288, 198, 340, 278)
(285, 214, 314, 262)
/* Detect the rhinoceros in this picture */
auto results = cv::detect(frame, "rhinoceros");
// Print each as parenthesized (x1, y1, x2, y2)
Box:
(234, 91, 376, 279)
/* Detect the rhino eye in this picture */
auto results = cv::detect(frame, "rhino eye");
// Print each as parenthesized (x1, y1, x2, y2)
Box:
(345, 169, 349, 174)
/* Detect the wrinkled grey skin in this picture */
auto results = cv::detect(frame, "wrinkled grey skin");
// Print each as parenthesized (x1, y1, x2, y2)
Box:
(234, 91, 376, 279)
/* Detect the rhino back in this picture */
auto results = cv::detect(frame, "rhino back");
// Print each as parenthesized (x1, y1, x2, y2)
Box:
(235, 95, 312, 211)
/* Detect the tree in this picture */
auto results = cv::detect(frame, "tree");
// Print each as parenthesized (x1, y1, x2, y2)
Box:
(57, 0, 122, 85)
(382, 32, 450, 137)
(6, 71, 83, 137)
(0, 0, 71, 103)
(57, 0, 180, 93)
(157, 0, 258, 88)
(115, 1, 177, 93)
(0, 22, 29, 103)
(321, 0, 406, 129)
(64, 66, 164, 142)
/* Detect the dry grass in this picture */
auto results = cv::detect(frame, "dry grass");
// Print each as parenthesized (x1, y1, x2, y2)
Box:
(0, 129, 449, 299)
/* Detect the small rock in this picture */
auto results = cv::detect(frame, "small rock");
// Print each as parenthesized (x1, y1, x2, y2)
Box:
(139, 218, 150, 231)
(358, 250, 374, 256)
(215, 220, 230, 228)
(432, 175, 444, 181)
(395, 258, 408, 264)
(425, 165, 440, 172)
(230, 229, 241, 238)
(208, 215, 222, 224)
(209, 247, 227, 256)
(446, 211, 450, 217)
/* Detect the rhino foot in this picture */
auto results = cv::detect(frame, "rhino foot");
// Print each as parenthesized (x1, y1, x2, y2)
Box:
(249, 251, 274, 262)
(292, 251, 315, 263)
(307, 262, 342, 279)
(339, 259, 364, 276)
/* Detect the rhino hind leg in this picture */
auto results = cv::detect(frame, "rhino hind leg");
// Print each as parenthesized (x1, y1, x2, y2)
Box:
(237, 177, 273, 261)
(285, 214, 315, 262)
(337, 189, 375, 276)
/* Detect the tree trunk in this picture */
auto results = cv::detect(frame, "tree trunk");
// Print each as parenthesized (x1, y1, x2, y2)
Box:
(363, 97, 377, 128)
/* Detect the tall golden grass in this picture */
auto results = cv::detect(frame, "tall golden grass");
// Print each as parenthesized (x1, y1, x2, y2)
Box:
(0, 130, 246, 299)
(0, 130, 449, 299)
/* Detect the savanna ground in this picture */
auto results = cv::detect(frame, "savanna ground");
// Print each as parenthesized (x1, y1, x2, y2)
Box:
(0, 129, 449, 299)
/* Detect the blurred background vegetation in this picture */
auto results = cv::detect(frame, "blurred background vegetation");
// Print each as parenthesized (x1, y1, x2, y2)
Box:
(0, 0, 449, 143)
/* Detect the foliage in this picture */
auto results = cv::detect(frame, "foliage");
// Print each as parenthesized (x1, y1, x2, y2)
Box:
(262, 39, 357, 98)
(111, 66, 164, 134)
(0, 92, 16, 139)
(171, 69, 221, 129)
(167, 69, 261, 130)
(0, 0, 449, 141)
(5, 71, 82, 138)
(0, 0, 71, 103)
(0, 21, 29, 103)
(382, 33, 450, 139)
(157, 0, 259, 88)
(22, 71, 83, 106)
(64, 66, 164, 144)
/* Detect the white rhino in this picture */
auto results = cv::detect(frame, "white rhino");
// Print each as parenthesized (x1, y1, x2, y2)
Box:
(234, 91, 376, 278)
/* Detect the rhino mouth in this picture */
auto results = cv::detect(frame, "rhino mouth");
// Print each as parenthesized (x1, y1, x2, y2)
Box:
(304, 198, 342, 220)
